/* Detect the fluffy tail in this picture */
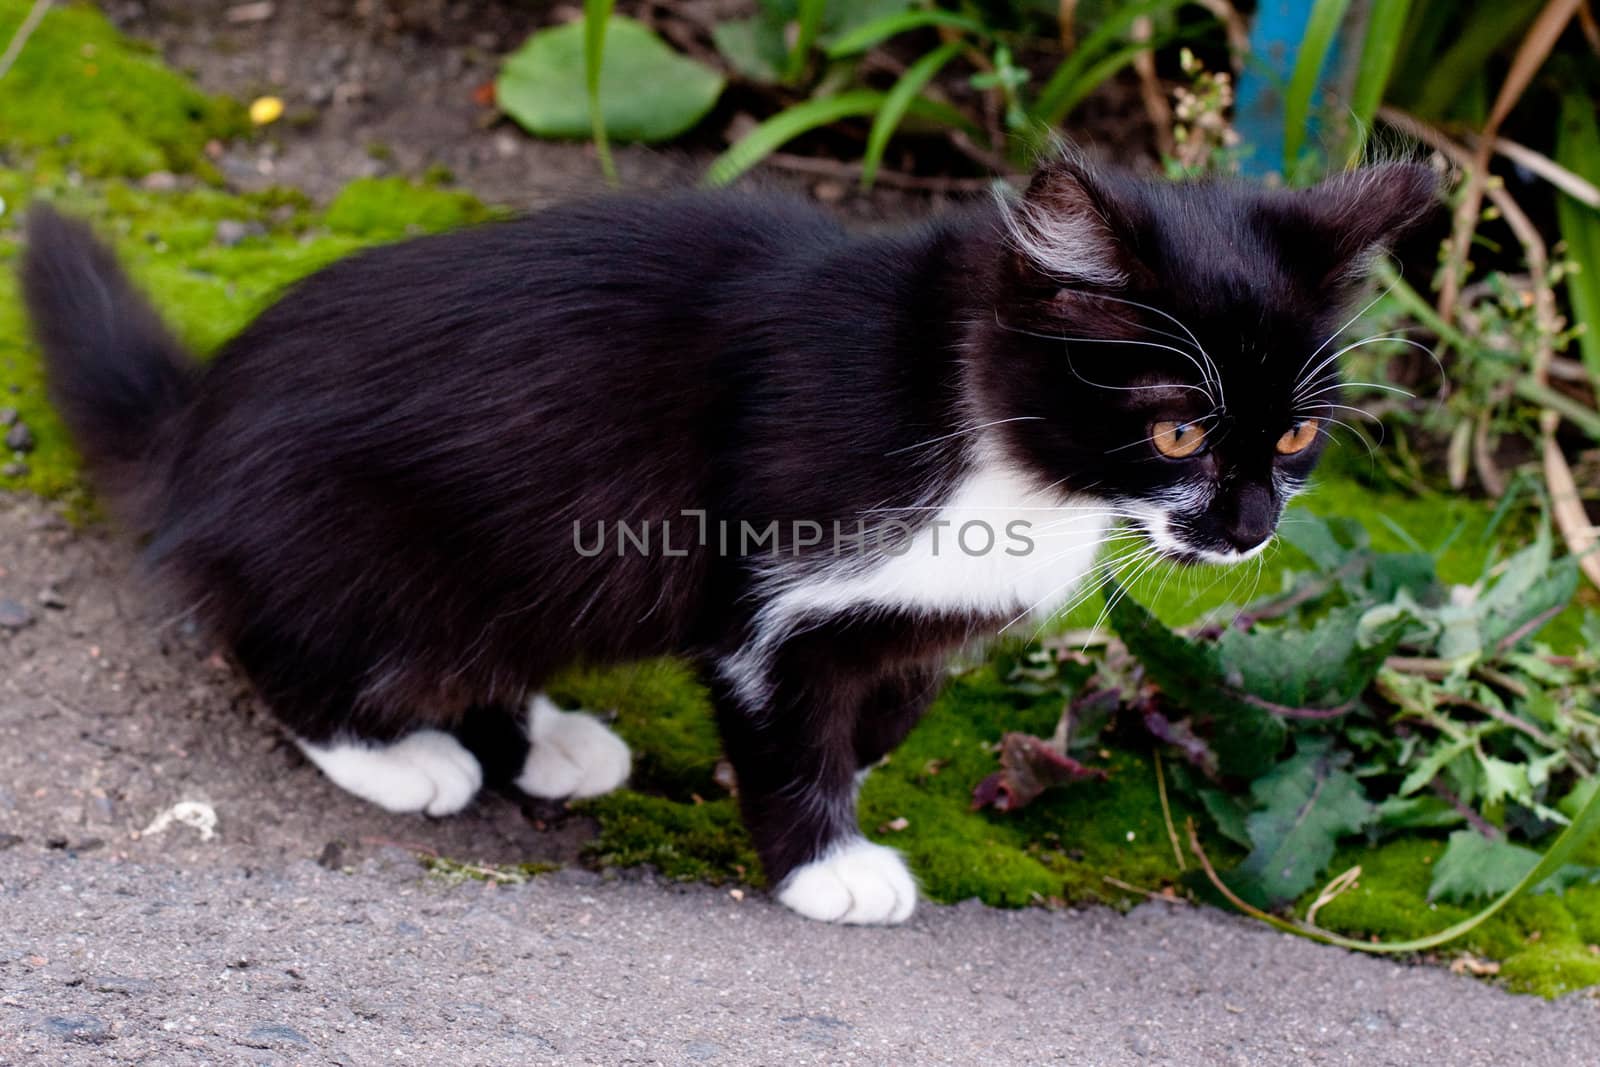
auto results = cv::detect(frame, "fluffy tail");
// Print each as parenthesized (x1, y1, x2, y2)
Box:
(19, 204, 196, 524)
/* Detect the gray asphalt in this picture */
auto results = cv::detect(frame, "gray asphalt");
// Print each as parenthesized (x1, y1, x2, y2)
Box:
(3, 846, 1597, 1066)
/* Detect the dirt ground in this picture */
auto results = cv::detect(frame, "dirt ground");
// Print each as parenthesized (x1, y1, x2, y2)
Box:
(0, 493, 588, 874)
(105, 0, 953, 220)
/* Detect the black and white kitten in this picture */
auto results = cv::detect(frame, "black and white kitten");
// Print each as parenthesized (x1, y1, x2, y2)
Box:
(20, 159, 1436, 924)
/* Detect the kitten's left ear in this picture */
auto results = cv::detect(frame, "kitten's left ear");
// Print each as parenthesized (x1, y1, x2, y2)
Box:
(1260, 162, 1441, 286)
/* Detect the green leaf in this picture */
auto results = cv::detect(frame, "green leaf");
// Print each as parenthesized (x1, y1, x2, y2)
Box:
(1217, 604, 1402, 710)
(1282, 0, 1352, 175)
(1200, 788, 1253, 848)
(703, 91, 974, 187)
(1106, 584, 1285, 778)
(1556, 92, 1600, 392)
(860, 40, 962, 188)
(711, 18, 786, 84)
(1373, 794, 1464, 832)
(1278, 509, 1366, 571)
(1230, 742, 1373, 907)
(824, 10, 986, 58)
(498, 17, 725, 144)
(1476, 539, 1578, 653)
(1398, 730, 1478, 797)
(1428, 829, 1600, 904)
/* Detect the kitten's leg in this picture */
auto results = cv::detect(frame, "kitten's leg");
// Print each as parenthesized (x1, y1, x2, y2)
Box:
(514, 694, 632, 800)
(709, 656, 940, 925)
(230, 626, 483, 816)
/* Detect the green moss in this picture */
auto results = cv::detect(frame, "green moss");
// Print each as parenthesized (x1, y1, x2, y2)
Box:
(0, 0, 246, 179)
(1285, 835, 1600, 997)
(422, 856, 560, 886)
(0, 173, 496, 499)
(323, 177, 500, 241)
(582, 792, 760, 885)
(1500, 945, 1600, 997)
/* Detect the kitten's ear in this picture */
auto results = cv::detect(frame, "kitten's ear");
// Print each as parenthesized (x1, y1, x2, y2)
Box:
(1261, 162, 1441, 286)
(1001, 159, 1147, 288)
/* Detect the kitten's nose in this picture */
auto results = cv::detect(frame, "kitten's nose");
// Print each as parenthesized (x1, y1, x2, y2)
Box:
(1224, 485, 1275, 551)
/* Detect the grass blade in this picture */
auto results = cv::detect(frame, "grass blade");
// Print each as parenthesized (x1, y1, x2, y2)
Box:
(1556, 92, 1600, 390)
(860, 40, 962, 188)
(1281, 0, 1351, 176)
(583, 0, 617, 184)
(705, 90, 975, 187)
(785, 0, 826, 84)
(825, 10, 986, 58)
(1345, 0, 1410, 163)
(1030, 0, 1179, 128)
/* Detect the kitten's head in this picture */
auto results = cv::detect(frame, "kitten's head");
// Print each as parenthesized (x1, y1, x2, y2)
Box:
(972, 158, 1439, 563)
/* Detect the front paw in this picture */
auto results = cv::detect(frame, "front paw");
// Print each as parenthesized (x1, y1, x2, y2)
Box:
(776, 839, 917, 924)
(515, 695, 632, 800)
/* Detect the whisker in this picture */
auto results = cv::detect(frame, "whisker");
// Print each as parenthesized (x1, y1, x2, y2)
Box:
(884, 415, 1047, 457)
(1070, 291, 1223, 397)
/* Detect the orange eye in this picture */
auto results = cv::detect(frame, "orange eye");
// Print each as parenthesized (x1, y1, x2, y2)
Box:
(1151, 420, 1207, 458)
(1276, 418, 1320, 455)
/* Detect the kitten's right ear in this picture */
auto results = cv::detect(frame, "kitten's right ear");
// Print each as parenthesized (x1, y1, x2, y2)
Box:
(1000, 160, 1146, 289)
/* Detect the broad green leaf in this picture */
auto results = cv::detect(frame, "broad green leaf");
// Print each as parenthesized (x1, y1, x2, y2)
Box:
(1200, 788, 1253, 848)
(1428, 829, 1599, 903)
(711, 18, 786, 83)
(1217, 604, 1403, 710)
(1230, 742, 1372, 907)
(498, 17, 725, 144)
(1107, 584, 1285, 778)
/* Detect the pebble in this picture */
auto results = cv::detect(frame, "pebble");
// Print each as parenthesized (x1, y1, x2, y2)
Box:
(0, 833, 22, 849)
(214, 219, 264, 246)
(140, 171, 178, 191)
(0, 407, 16, 426)
(37, 586, 68, 610)
(2, 462, 30, 478)
(41, 1015, 114, 1045)
(243, 1024, 311, 1048)
(5, 421, 34, 453)
(0, 597, 33, 629)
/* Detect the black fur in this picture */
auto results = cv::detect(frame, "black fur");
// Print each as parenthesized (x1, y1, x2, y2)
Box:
(19, 161, 1437, 888)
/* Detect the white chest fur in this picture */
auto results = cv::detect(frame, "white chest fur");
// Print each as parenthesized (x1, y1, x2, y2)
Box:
(718, 448, 1116, 708)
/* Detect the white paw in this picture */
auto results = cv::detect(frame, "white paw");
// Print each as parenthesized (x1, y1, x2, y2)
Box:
(515, 695, 632, 800)
(777, 839, 918, 925)
(298, 730, 483, 816)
